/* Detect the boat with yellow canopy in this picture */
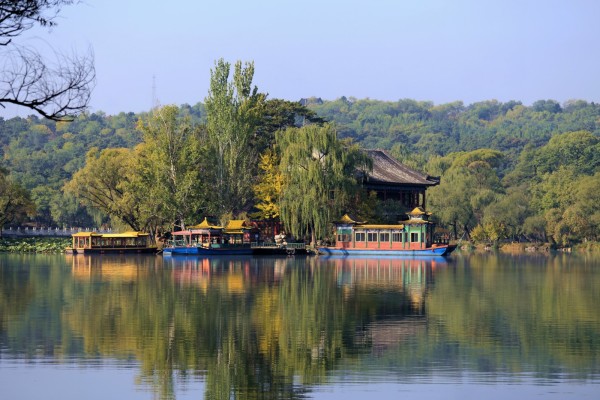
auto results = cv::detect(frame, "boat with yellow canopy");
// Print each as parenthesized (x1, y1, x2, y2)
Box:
(66, 231, 157, 254)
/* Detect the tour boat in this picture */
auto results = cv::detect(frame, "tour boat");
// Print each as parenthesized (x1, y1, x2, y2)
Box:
(317, 208, 456, 257)
(162, 218, 256, 256)
(66, 231, 157, 254)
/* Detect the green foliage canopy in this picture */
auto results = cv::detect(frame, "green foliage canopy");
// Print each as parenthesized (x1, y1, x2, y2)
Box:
(133, 105, 206, 230)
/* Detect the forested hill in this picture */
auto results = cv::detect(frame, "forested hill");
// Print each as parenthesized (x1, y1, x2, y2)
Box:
(305, 97, 600, 170)
(2, 98, 599, 178)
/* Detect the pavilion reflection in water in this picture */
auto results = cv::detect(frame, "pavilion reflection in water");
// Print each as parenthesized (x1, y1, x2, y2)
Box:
(326, 256, 445, 287)
(163, 255, 301, 293)
(324, 256, 447, 353)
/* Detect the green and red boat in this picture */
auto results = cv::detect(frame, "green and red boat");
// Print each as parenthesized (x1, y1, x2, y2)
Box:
(318, 208, 456, 257)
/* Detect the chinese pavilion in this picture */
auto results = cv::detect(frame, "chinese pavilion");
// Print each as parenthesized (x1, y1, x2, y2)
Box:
(360, 149, 440, 209)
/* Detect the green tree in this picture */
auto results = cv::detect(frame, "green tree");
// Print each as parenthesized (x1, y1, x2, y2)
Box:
(534, 130, 600, 175)
(134, 105, 206, 230)
(0, 168, 35, 233)
(63, 147, 143, 230)
(276, 123, 369, 244)
(32, 186, 95, 228)
(427, 149, 505, 239)
(482, 188, 532, 241)
(544, 172, 600, 245)
(204, 59, 265, 217)
(570, 173, 600, 242)
(428, 169, 477, 239)
(253, 98, 325, 155)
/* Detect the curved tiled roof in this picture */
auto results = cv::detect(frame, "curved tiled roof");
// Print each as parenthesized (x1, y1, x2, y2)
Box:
(362, 149, 439, 186)
(189, 217, 222, 229)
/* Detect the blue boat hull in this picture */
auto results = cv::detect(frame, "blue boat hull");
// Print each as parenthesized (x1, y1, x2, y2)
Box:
(162, 246, 253, 256)
(317, 245, 456, 257)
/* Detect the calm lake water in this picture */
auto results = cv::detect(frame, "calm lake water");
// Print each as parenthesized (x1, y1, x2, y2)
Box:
(1, 252, 599, 399)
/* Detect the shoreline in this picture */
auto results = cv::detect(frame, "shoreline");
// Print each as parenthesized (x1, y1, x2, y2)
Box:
(2, 236, 600, 254)
(457, 242, 600, 254)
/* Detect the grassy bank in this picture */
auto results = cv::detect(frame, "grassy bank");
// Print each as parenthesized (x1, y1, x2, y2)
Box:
(0, 237, 70, 253)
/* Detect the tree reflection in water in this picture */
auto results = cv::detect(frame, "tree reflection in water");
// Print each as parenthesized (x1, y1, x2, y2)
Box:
(1, 253, 599, 399)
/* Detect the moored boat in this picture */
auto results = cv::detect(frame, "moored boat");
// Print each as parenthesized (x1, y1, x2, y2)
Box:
(317, 208, 456, 257)
(66, 231, 157, 254)
(162, 218, 256, 256)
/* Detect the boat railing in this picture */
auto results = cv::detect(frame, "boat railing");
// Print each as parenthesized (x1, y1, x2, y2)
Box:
(286, 242, 307, 249)
(251, 241, 278, 248)
(168, 239, 188, 247)
(251, 241, 306, 249)
(210, 242, 251, 248)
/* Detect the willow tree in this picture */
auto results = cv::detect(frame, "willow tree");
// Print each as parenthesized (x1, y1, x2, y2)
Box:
(204, 59, 265, 217)
(134, 105, 206, 230)
(276, 123, 370, 244)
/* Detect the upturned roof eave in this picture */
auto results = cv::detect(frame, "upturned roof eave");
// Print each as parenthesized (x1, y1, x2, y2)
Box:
(362, 149, 440, 186)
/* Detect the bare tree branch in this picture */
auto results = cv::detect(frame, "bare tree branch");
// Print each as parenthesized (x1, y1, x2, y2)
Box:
(0, 0, 94, 121)
(0, 1, 75, 45)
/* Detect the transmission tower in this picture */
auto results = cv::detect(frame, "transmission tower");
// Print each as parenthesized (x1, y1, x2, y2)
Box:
(152, 75, 160, 110)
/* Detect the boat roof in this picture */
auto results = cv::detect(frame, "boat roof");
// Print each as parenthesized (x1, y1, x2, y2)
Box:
(408, 206, 431, 216)
(171, 230, 192, 236)
(188, 217, 222, 229)
(224, 220, 252, 234)
(72, 232, 102, 237)
(354, 224, 405, 230)
(336, 214, 366, 224)
(72, 231, 149, 238)
(101, 232, 150, 238)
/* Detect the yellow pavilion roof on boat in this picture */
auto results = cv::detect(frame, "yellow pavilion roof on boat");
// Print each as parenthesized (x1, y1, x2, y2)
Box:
(408, 207, 431, 216)
(224, 220, 252, 234)
(71, 231, 102, 237)
(71, 231, 149, 238)
(101, 232, 149, 238)
(336, 214, 366, 224)
(189, 217, 222, 229)
(354, 224, 405, 230)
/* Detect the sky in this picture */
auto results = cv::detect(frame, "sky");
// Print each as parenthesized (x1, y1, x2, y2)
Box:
(2, 0, 600, 117)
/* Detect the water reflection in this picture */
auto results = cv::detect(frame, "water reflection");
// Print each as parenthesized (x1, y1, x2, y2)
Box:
(1, 253, 599, 399)
(69, 253, 156, 282)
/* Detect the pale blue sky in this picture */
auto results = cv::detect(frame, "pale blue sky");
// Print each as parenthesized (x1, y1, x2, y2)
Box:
(3, 0, 600, 117)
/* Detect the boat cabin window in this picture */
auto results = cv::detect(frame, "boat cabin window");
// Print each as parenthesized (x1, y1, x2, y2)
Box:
(411, 233, 419, 243)
(392, 232, 402, 242)
(367, 232, 378, 242)
(337, 234, 350, 242)
(380, 232, 390, 242)
(355, 232, 365, 242)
